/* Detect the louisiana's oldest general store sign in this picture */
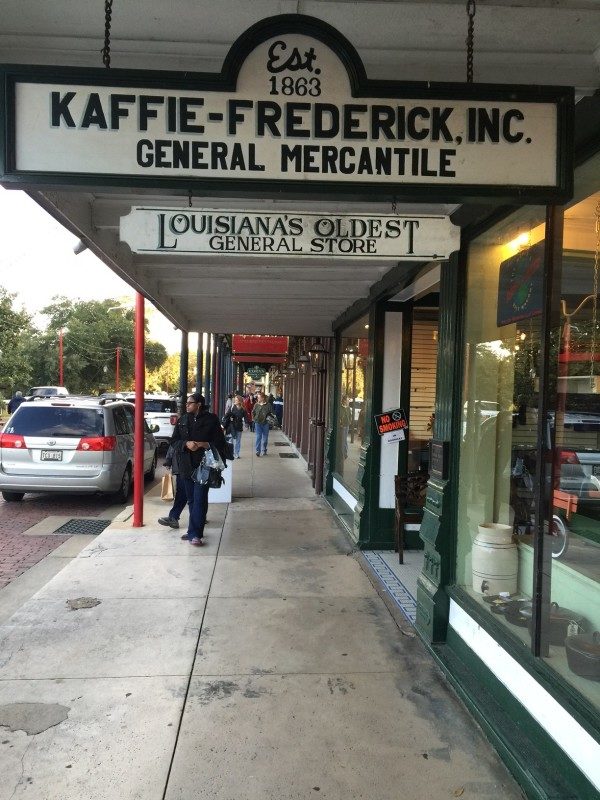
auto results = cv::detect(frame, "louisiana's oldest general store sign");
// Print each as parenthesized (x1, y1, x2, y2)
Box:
(0, 15, 573, 200)
(120, 207, 460, 259)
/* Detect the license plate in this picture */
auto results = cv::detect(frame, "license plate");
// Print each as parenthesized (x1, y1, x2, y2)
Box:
(41, 450, 63, 461)
(593, 465, 600, 476)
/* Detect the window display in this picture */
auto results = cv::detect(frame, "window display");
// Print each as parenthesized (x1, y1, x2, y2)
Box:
(334, 315, 369, 498)
(456, 152, 600, 709)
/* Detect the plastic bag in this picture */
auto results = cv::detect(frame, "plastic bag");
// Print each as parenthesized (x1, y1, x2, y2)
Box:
(203, 445, 225, 471)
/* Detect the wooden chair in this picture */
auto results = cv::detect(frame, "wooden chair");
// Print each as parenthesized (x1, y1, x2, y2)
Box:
(394, 471, 429, 564)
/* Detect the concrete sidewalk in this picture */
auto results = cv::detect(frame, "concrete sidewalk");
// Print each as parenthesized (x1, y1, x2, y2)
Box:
(0, 430, 524, 800)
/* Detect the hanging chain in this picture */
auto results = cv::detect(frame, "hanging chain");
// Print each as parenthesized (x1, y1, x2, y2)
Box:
(188, 190, 193, 208)
(101, 0, 113, 69)
(391, 196, 397, 215)
(466, 0, 476, 83)
(589, 202, 600, 384)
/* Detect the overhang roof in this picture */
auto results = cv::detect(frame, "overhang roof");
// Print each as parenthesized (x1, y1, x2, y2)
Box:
(1, 1, 599, 337)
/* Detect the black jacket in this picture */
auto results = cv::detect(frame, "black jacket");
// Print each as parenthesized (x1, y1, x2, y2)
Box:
(169, 410, 226, 478)
(223, 406, 245, 434)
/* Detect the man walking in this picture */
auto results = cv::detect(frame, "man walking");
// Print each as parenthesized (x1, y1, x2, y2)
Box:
(167, 393, 225, 546)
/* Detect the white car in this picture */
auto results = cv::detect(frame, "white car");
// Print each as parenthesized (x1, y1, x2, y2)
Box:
(26, 386, 68, 399)
(124, 394, 179, 449)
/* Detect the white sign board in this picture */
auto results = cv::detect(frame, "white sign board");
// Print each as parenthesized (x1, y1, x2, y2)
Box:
(120, 207, 460, 260)
(3, 20, 570, 199)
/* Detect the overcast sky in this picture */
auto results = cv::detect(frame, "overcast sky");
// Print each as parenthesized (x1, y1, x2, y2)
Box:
(0, 186, 183, 353)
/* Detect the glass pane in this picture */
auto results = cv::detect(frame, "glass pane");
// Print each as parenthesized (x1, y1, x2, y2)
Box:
(408, 310, 438, 474)
(542, 164, 600, 708)
(457, 206, 546, 646)
(7, 406, 104, 437)
(334, 314, 369, 497)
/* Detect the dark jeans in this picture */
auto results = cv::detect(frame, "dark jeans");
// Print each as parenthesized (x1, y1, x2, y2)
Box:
(168, 475, 188, 520)
(182, 476, 209, 540)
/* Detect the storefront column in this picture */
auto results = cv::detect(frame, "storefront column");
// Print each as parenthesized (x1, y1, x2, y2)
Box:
(211, 334, 218, 414)
(178, 330, 188, 412)
(416, 253, 464, 644)
(195, 332, 204, 394)
(133, 292, 145, 528)
(204, 334, 212, 407)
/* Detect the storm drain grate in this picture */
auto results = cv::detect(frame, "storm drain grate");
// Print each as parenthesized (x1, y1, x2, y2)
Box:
(273, 442, 290, 447)
(53, 518, 112, 536)
(279, 452, 299, 458)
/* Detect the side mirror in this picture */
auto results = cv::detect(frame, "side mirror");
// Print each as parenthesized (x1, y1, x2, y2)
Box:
(150, 424, 160, 433)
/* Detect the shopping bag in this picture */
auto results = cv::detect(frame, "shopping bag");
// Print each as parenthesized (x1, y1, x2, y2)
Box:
(160, 472, 175, 502)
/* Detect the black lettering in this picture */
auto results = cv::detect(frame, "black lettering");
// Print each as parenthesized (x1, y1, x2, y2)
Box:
(136, 139, 154, 167)
(503, 109, 524, 142)
(303, 145, 319, 173)
(285, 103, 311, 138)
(212, 142, 228, 169)
(167, 97, 177, 133)
(407, 107, 429, 140)
(256, 101, 281, 136)
(281, 144, 302, 172)
(314, 104, 339, 138)
(179, 98, 204, 134)
(321, 145, 338, 173)
(385, 219, 402, 238)
(343, 105, 367, 139)
(371, 106, 395, 140)
(478, 108, 500, 143)
(403, 220, 419, 254)
(80, 93, 107, 129)
(340, 146, 355, 173)
(439, 148, 456, 177)
(157, 213, 177, 249)
(51, 91, 76, 127)
(375, 148, 391, 175)
(431, 107, 454, 142)
(155, 140, 171, 167)
(229, 143, 245, 170)
(171, 140, 189, 169)
(139, 95, 164, 131)
(228, 100, 253, 135)
(191, 141, 208, 169)
(110, 94, 136, 129)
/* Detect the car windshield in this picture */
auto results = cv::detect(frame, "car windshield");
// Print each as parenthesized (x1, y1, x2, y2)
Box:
(7, 407, 105, 437)
(29, 387, 58, 396)
(143, 400, 178, 413)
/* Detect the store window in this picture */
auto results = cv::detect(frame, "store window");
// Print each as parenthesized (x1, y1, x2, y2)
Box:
(408, 309, 439, 474)
(457, 152, 600, 710)
(456, 205, 547, 640)
(334, 315, 369, 498)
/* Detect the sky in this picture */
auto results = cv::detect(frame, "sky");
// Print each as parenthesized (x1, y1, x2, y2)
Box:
(0, 186, 184, 353)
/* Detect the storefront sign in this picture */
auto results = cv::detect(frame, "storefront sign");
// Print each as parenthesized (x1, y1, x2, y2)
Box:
(375, 408, 408, 443)
(247, 366, 267, 380)
(120, 207, 459, 260)
(497, 241, 544, 326)
(430, 440, 450, 479)
(0, 17, 573, 201)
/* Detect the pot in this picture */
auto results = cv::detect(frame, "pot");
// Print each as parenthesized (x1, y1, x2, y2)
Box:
(526, 602, 588, 647)
(504, 600, 532, 627)
(472, 523, 518, 596)
(565, 632, 600, 681)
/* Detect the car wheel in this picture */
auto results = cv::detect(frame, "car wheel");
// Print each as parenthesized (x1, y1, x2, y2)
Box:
(1, 491, 25, 502)
(115, 467, 132, 504)
(145, 450, 157, 481)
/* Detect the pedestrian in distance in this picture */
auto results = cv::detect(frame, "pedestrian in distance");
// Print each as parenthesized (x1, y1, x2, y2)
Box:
(273, 392, 284, 427)
(167, 393, 226, 546)
(223, 394, 245, 458)
(7, 391, 24, 414)
(252, 391, 274, 457)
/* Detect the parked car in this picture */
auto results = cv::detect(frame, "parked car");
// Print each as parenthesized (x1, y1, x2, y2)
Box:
(124, 394, 178, 449)
(26, 386, 68, 399)
(0, 397, 157, 503)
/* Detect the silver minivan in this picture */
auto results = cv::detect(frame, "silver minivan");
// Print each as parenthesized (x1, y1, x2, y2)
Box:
(0, 398, 157, 502)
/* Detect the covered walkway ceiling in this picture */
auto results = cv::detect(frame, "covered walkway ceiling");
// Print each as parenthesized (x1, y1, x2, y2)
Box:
(1, 1, 599, 337)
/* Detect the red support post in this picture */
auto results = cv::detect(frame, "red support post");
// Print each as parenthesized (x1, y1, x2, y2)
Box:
(115, 346, 121, 393)
(133, 293, 145, 527)
(58, 328, 64, 385)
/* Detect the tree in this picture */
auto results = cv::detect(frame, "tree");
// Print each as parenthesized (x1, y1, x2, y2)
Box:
(26, 297, 168, 394)
(0, 287, 35, 396)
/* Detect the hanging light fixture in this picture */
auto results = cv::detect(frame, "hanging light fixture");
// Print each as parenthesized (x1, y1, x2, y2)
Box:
(297, 351, 310, 375)
(308, 337, 327, 371)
